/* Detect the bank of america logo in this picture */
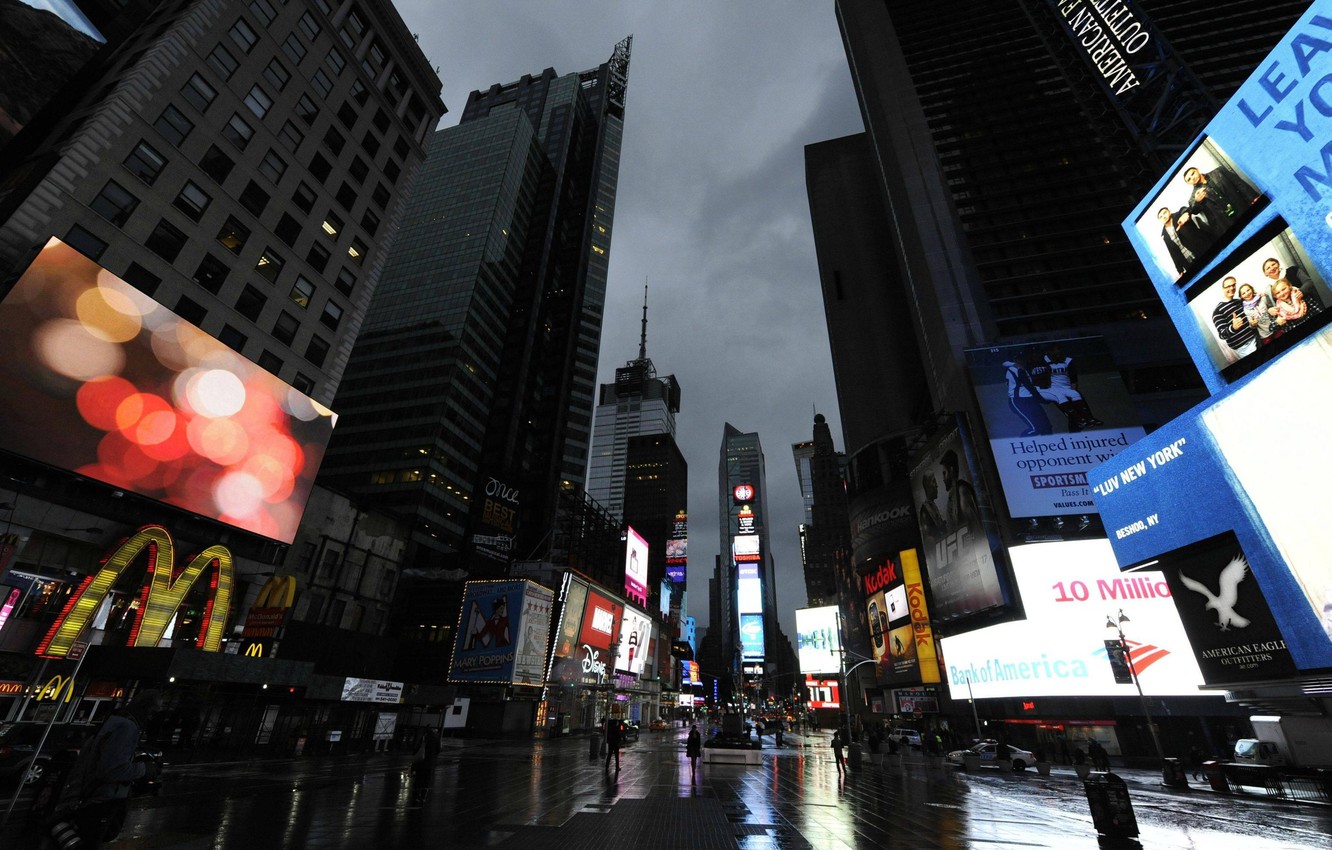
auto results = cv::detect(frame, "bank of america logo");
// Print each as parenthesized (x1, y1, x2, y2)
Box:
(1097, 640, 1169, 674)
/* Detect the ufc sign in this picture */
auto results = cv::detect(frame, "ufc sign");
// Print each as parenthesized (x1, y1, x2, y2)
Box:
(38, 524, 234, 658)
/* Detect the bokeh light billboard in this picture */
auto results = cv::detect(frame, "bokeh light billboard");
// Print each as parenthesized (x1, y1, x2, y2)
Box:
(795, 605, 841, 674)
(0, 238, 336, 542)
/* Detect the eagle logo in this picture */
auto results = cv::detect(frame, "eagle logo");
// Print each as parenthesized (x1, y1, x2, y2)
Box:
(1179, 555, 1251, 631)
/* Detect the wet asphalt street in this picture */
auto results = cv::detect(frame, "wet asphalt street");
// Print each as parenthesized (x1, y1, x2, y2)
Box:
(4, 727, 1329, 849)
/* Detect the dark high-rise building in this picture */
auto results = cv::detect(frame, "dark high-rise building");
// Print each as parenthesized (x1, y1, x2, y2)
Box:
(623, 433, 687, 600)
(795, 414, 850, 607)
(320, 38, 632, 574)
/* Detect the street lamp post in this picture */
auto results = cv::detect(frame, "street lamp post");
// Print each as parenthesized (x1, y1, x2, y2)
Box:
(1107, 609, 1166, 770)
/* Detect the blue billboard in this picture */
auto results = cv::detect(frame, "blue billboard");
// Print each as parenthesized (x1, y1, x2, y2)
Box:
(449, 580, 526, 684)
(739, 613, 765, 662)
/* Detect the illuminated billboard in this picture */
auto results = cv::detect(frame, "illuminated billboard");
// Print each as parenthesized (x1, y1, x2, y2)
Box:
(449, 580, 553, 685)
(624, 525, 648, 606)
(909, 423, 1007, 623)
(732, 535, 760, 563)
(964, 337, 1145, 519)
(1182, 220, 1332, 376)
(578, 588, 623, 657)
(902, 549, 940, 684)
(939, 540, 1209, 699)
(616, 606, 651, 676)
(552, 575, 589, 660)
(806, 677, 840, 709)
(739, 613, 764, 662)
(795, 606, 841, 674)
(665, 510, 687, 583)
(0, 239, 337, 543)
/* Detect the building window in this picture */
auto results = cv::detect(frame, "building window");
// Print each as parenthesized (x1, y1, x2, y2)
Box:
(244, 85, 273, 120)
(311, 69, 333, 99)
(372, 108, 389, 134)
(337, 101, 357, 130)
(335, 181, 355, 210)
(206, 44, 239, 80)
(248, 0, 277, 27)
(371, 183, 390, 210)
(360, 208, 380, 236)
(334, 267, 355, 296)
(275, 212, 301, 246)
(273, 311, 299, 345)
(122, 262, 162, 296)
(292, 373, 314, 394)
(192, 253, 229, 294)
(393, 136, 410, 160)
(298, 12, 320, 41)
(123, 140, 166, 184)
(256, 247, 285, 282)
(154, 104, 193, 147)
(257, 349, 282, 374)
(64, 225, 108, 260)
(237, 284, 267, 321)
(362, 40, 386, 79)
(181, 74, 217, 113)
(198, 145, 234, 183)
(347, 238, 367, 266)
(279, 120, 304, 152)
(145, 219, 188, 262)
(323, 126, 345, 156)
(305, 335, 330, 367)
(321, 211, 342, 239)
(172, 181, 211, 221)
(309, 152, 332, 182)
(218, 324, 247, 353)
(296, 94, 319, 126)
(306, 241, 331, 273)
(361, 130, 380, 157)
(320, 300, 342, 330)
(216, 216, 250, 254)
(238, 180, 270, 216)
(175, 295, 206, 326)
(383, 158, 400, 183)
(324, 48, 346, 76)
(293, 182, 316, 213)
(263, 59, 291, 92)
(282, 33, 307, 65)
(350, 79, 369, 106)
(348, 155, 368, 184)
(289, 275, 314, 307)
(90, 180, 139, 226)
(259, 148, 287, 183)
(222, 113, 254, 150)
(229, 19, 259, 54)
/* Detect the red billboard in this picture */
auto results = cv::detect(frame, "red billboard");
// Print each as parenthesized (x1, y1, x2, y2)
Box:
(578, 589, 623, 654)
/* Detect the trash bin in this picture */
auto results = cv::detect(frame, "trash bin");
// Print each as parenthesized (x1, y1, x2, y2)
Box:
(1083, 771, 1139, 838)
(589, 730, 602, 760)
(1202, 760, 1229, 793)
(1162, 757, 1189, 788)
(848, 741, 863, 771)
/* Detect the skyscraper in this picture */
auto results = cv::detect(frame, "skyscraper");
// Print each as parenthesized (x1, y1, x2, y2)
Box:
(0, 0, 445, 409)
(586, 288, 681, 519)
(320, 38, 632, 574)
(794, 414, 849, 609)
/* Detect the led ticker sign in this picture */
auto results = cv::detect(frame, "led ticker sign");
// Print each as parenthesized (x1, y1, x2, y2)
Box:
(0, 239, 337, 543)
(38, 524, 233, 658)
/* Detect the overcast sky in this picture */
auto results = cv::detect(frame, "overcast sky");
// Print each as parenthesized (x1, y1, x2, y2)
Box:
(398, 2, 866, 639)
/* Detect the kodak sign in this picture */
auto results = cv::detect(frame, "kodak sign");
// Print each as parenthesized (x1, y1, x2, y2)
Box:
(902, 549, 940, 684)
(37, 524, 233, 658)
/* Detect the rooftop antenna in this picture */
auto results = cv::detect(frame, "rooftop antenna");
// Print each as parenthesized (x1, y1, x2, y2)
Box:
(638, 280, 649, 362)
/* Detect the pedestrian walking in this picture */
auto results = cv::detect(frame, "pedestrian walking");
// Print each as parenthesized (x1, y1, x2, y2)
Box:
(47, 689, 163, 850)
(686, 725, 702, 780)
(604, 716, 623, 772)
(831, 729, 846, 775)
(411, 726, 441, 803)
(1187, 746, 1204, 781)
(774, 717, 785, 747)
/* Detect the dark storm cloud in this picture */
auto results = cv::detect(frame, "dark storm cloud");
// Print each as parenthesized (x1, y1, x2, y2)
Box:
(404, 3, 865, 639)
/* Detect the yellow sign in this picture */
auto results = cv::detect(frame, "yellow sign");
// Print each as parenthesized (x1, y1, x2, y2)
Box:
(37, 525, 233, 658)
(36, 674, 76, 703)
(902, 549, 941, 684)
(243, 642, 264, 658)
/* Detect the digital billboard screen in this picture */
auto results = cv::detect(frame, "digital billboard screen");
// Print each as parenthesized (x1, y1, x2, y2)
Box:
(732, 535, 760, 563)
(939, 540, 1209, 699)
(806, 677, 840, 709)
(795, 605, 841, 674)
(451, 580, 526, 684)
(909, 424, 1007, 623)
(0, 238, 336, 543)
(552, 576, 588, 659)
(616, 606, 651, 676)
(577, 589, 622, 655)
(624, 525, 648, 606)
(1183, 220, 1332, 377)
(965, 336, 1144, 519)
(666, 510, 687, 583)
(739, 612, 764, 662)
(1131, 136, 1264, 284)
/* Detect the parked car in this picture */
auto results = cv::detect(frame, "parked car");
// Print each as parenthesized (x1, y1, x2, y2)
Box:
(889, 728, 923, 748)
(0, 723, 88, 787)
(648, 719, 669, 731)
(947, 741, 1037, 771)
(621, 722, 640, 743)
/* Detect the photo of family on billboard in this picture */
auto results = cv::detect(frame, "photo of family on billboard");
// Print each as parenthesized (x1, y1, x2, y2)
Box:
(1185, 220, 1331, 374)
(1133, 136, 1264, 283)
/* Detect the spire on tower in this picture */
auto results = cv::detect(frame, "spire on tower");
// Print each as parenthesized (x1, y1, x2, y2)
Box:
(639, 281, 648, 362)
